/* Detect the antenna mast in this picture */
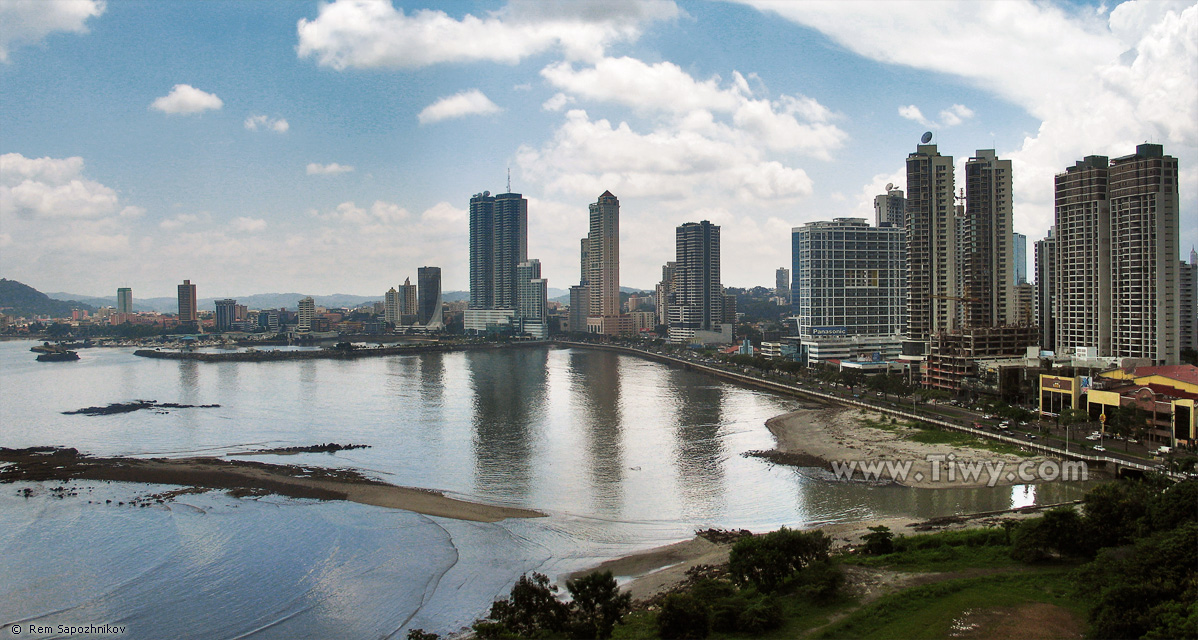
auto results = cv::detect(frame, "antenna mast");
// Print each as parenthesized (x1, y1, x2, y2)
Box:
(506, 168, 511, 192)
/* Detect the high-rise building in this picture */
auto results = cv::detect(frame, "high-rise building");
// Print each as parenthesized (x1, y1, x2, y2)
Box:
(418, 266, 442, 328)
(775, 267, 790, 302)
(962, 149, 1015, 328)
(1109, 144, 1179, 364)
(655, 262, 676, 327)
(1178, 253, 1195, 355)
(516, 259, 548, 339)
(468, 190, 528, 310)
(1035, 226, 1057, 352)
(297, 297, 315, 332)
(1054, 155, 1111, 356)
(874, 186, 906, 227)
(1014, 283, 1035, 326)
(177, 279, 198, 331)
(1054, 145, 1180, 364)
(568, 285, 590, 334)
(384, 287, 401, 326)
(668, 221, 723, 343)
(1013, 233, 1027, 285)
(792, 218, 906, 363)
(116, 287, 133, 314)
(215, 299, 237, 332)
(904, 143, 957, 353)
(398, 277, 417, 317)
(587, 191, 620, 319)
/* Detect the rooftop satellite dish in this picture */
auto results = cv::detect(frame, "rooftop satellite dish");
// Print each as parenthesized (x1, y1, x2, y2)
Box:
(885, 183, 894, 192)
(921, 131, 933, 144)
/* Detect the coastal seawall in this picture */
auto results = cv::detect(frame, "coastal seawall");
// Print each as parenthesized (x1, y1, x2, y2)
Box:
(134, 340, 545, 363)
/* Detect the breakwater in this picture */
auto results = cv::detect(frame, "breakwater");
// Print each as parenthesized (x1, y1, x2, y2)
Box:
(134, 340, 545, 362)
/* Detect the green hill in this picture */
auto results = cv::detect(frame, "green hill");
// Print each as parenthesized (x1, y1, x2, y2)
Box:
(0, 279, 96, 319)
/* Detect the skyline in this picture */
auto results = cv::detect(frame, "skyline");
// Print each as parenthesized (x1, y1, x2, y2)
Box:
(1, 0, 1196, 298)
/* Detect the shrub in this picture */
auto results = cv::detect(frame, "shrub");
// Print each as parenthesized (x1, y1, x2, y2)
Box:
(728, 528, 831, 592)
(862, 525, 894, 555)
(481, 572, 570, 638)
(1010, 508, 1086, 562)
(656, 592, 711, 639)
(736, 596, 783, 634)
(406, 630, 439, 640)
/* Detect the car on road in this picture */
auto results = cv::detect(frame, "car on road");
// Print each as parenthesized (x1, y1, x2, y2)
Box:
(1093, 445, 1106, 452)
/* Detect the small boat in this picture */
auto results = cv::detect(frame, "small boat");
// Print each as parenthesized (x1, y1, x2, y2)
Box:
(36, 349, 80, 362)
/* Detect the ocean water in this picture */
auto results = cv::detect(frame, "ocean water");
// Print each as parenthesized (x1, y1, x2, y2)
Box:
(0, 342, 1087, 638)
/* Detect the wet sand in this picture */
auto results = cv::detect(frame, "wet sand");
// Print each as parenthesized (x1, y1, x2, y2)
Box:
(758, 405, 1063, 489)
(0, 447, 543, 522)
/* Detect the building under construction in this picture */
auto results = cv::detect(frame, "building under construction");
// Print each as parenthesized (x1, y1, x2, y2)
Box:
(925, 325, 1041, 392)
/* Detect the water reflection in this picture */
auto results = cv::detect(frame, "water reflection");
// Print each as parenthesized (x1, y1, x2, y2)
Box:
(467, 349, 549, 501)
(666, 368, 727, 517)
(569, 351, 625, 514)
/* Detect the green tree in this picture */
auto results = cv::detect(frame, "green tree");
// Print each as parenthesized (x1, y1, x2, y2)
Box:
(564, 571, 631, 640)
(475, 572, 570, 638)
(1010, 507, 1087, 562)
(656, 592, 711, 640)
(728, 528, 832, 593)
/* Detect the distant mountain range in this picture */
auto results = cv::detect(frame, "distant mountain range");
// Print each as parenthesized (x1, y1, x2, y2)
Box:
(0, 279, 97, 318)
(3, 279, 649, 315)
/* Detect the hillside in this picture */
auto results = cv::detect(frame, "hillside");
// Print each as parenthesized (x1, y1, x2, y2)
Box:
(0, 279, 96, 318)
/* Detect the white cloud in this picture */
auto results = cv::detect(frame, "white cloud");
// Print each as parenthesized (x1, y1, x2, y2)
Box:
(309, 200, 410, 226)
(150, 84, 223, 115)
(296, 0, 679, 69)
(0, 0, 105, 63)
(159, 212, 210, 230)
(231, 217, 267, 232)
(244, 114, 289, 133)
(417, 89, 502, 124)
(743, 0, 1198, 240)
(542, 92, 574, 111)
(306, 162, 355, 175)
(899, 103, 973, 128)
(0, 152, 118, 218)
(119, 205, 145, 219)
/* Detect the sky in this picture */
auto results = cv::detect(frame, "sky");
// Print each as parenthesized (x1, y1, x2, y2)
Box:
(1, 0, 1195, 299)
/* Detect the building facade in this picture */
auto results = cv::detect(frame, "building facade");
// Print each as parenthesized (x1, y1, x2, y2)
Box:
(873, 187, 906, 227)
(418, 266, 442, 328)
(1013, 232, 1027, 285)
(117, 287, 133, 314)
(215, 298, 237, 332)
(1035, 227, 1057, 352)
(1054, 155, 1112, 356)
(904, 143, 958, 353)
(384, 287, 401, 326)
(962, 149, 1015, 328)
(587, 191, 621, 319)
(297, 297, 315, 332)
(177, 280, 198, 331)
(792, 218, 906, 364)
(1182, 249, 1197, 355)
(668, 221, 723, 343)
(468, 190, 527, 310)
(516, 259, 548, 339)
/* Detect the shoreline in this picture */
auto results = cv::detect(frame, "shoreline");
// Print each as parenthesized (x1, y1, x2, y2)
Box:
(574, 505, 1071, 601)
(755, 404, 1096, 489)
(0, 447, 544, 523)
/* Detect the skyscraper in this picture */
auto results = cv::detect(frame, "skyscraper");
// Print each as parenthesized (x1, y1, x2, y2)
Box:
(1012, 233, 1027, 285)
(297, 297, 315, 332)
(117, 287, 133, 314)
(1054, 155, 1111, 356)
(655, 261, 676, 327)
(587, 191, 620, 318)
(418, 266, 442, 328)
(516, 259, 548, 339)
(1108, 144, 1179, 364)
(904, 143, 957, 353)
(1035, 226, 1057, 352)
(177, 279, 198, 331)
(215, 299, 237, 332)
(1178, 252, 1195, 355)
(874, 186, 906, 227)
(775, 267, 790, 302)
(962, 149, 1014, 328)
(668, 221, 723, 343)
(1054, 145, 1180, 364)
(468, 190, 527, 310)
(793, 218, 906, 362)
(398, 277, 417, 317)
(384, 287, 401, 326)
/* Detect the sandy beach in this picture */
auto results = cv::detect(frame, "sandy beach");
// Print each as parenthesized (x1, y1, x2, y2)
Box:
(0, 447, 544, 522)
(758, 404, 1073, 489)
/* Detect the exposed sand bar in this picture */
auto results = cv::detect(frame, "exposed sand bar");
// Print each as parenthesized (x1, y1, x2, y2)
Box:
(0, 447, 543, 522)
(756, 405, 1079, 489)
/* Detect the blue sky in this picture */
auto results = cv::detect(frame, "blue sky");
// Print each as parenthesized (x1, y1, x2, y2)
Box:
(1, 0, 1195, 298)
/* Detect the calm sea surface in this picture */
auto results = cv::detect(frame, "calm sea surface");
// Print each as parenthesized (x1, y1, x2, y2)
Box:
(0, 341, 1086, 638)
